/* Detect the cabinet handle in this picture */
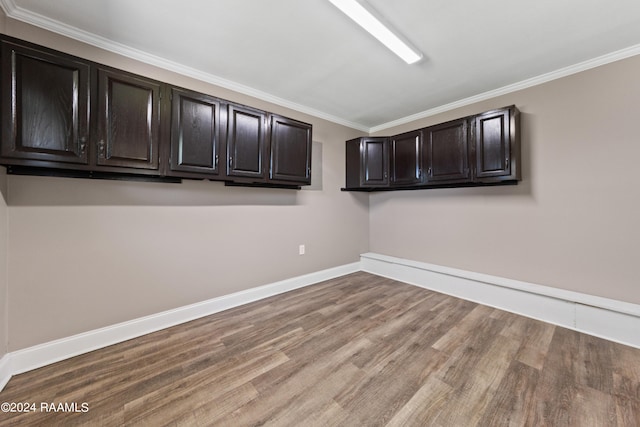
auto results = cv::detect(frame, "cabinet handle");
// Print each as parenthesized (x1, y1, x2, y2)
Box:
(215, 155, 219, 168)
(428, 167, 432, 176)
(505, 156, 509, 166)
(229, 157, 233, 167)
(79, 137, 87, 153)
(98, 140, 105, 157)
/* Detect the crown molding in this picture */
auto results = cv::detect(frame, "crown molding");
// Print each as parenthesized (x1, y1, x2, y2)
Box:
(2, 0, 639, 135)
(370, 43, 640, 133)
(0, 0, 369, 133)
(0, 0, 15, 15)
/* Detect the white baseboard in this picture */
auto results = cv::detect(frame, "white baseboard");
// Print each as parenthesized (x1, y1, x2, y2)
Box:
(3, 254, 639, 394)
(0, 353, 11, 392)
(361, 252, 640, 349)
(6, 262, 360, 383)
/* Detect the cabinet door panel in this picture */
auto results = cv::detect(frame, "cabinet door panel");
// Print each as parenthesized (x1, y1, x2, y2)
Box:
(475, 109, 511, 178)
(227, 104, 266, 179)
(270, 115, 311, 184)
(390, 130, 421, 186)
(1, 40, 90, 164)
(361, 138, 388, 186)
(425, 119, 470, 182)
(97, 68, 161, 170)
(170, 88, 220, 175)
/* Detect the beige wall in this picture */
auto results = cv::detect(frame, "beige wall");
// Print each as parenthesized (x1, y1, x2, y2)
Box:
(5, 19, 368, 350)
(0, 169, 7, 359)
(4, 14, 640, 352)
(0, 7, 8, 360)
(370, 54, 640, 305)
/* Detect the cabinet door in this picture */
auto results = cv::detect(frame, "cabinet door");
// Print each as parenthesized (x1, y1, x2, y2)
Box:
(390, 130, 422, 186)
(474, 108, 512, 179)
(169, 87, 221, 176)
(425, 119, 470, 183)
(0, 39, 90, 165)
(96, 67, 161, 171)
(361, 137, 389, 187)
(269, 115, 312, 184)
(227, 104, 267, 179)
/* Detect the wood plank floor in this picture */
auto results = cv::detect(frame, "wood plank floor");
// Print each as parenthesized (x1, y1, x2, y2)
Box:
(1, 272, 639, 426)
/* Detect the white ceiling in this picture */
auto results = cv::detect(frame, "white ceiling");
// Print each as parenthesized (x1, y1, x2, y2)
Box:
(3, 0, 640, 132)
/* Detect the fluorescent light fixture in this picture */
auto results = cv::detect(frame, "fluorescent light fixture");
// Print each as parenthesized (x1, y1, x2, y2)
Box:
(328, 0, 422, 64)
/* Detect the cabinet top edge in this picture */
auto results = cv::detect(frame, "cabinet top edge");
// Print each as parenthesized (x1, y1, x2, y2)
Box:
(346, 105, 518, 141)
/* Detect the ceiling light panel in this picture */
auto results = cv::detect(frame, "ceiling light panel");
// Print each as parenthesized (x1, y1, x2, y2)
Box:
(328, 0, 423, 64)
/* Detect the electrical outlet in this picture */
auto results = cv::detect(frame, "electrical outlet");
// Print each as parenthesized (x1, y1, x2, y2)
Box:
(299, 244, 305, 255)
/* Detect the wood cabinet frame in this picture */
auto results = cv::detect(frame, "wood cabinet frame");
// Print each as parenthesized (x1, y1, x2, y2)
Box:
(0, 35, 313, 189)
(0, 38, 91, 167)
(343, 106, 520, 191)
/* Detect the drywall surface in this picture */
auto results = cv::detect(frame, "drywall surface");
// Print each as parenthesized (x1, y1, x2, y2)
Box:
(5, 20, 368, 350)
(0, 168, 7, 359)
(370, 54, 640, 305)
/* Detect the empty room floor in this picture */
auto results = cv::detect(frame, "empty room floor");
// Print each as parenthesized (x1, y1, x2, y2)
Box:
(1, 272, 639, 426)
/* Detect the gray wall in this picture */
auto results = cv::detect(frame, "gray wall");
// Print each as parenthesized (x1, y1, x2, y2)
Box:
(4, 13, 640, 353)
(370, 54, 640, 305)
(0, 7, 8, 361)
(4, 19, 369, 351)
(0, 169, 7, 360)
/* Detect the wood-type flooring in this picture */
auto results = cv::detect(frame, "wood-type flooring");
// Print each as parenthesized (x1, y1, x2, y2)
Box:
(1, 272, 639, 426)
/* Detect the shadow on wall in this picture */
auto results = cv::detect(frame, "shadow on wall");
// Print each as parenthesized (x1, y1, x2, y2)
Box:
(0, 167, 7, 204)
(6, 142, 324, 207)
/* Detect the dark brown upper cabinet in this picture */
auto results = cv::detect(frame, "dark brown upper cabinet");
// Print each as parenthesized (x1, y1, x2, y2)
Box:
(95, 67, 161, 172)
(0, 35, 311, 188)
(424, 118, 470, 183)
(346, 131, 424, 190)
(474, 106, 520, 181)
(344, 137, 388, 189)
(269, 115, 312, 185)
(343, 106, 520, 191)
(362, 137, 389, 187)
(390, 130, 422, 186)
(226, 103, 267, 180)
(0, 38, 91, 166)
(350, 137, 389, 188)
(344, 137, 364, 189)
(168, 87, 221, 178)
